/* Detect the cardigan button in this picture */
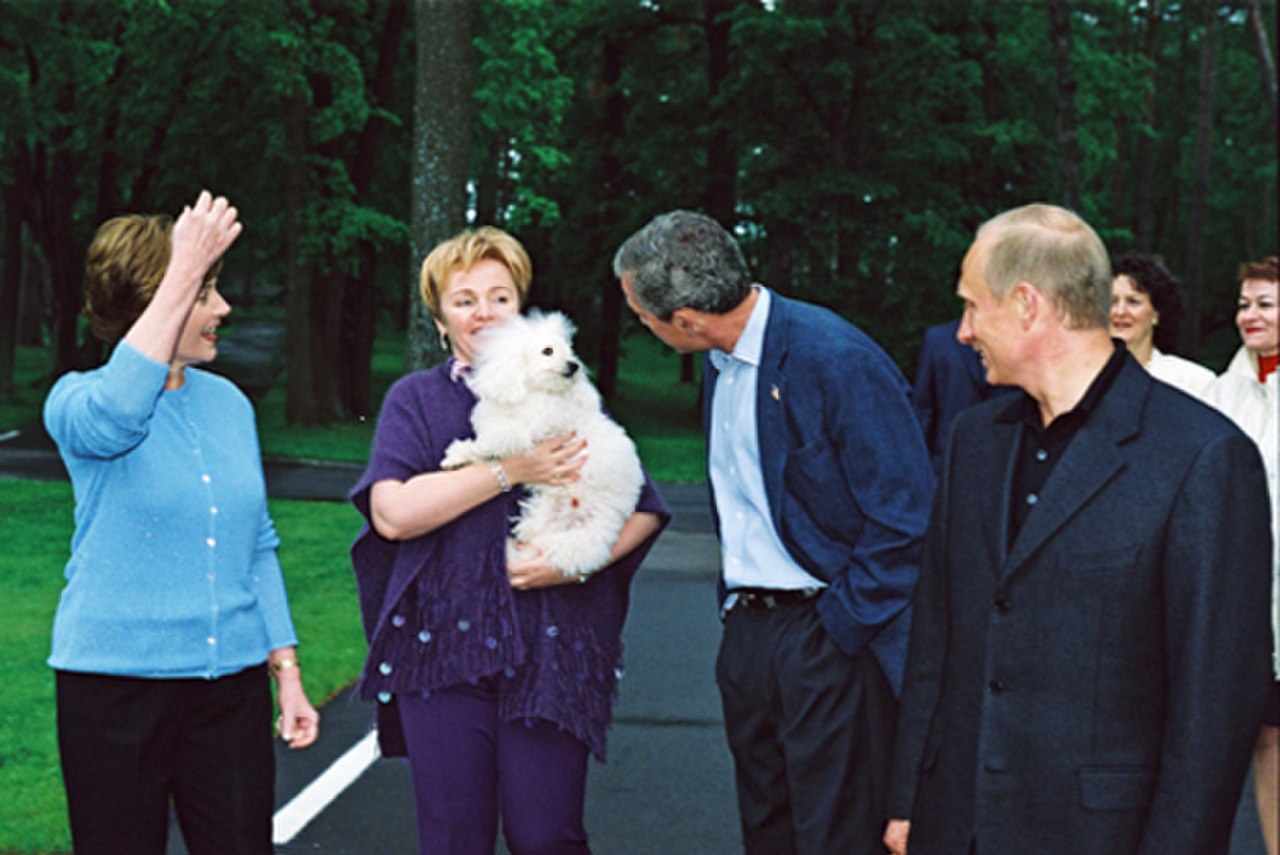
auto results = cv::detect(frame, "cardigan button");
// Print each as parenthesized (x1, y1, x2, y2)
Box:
(378, 662, 393, 676)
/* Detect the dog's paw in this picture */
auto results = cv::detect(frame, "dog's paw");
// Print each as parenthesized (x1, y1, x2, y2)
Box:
(440, 439, 479, 470)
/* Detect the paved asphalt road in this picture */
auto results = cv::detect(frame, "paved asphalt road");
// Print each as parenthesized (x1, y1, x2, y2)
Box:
(1, 423, 1268, 854)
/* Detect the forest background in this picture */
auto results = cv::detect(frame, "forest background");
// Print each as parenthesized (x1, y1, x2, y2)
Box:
(1, 0, 1276, 432)
(0, 2, 1275, 849)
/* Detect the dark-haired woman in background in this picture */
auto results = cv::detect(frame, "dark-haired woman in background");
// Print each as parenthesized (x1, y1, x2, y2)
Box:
(1109, 252, 1215, 399)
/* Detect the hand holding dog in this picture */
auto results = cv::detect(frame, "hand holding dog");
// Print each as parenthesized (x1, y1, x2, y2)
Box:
(507, 545, 581, 589)
(502, 434, 588, 487)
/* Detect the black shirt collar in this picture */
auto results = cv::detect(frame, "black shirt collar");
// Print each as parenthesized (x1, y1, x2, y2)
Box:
(995, 339, 1128, 435)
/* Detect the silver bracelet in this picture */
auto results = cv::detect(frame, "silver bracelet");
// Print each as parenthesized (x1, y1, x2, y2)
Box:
(489, 460, 511, 493)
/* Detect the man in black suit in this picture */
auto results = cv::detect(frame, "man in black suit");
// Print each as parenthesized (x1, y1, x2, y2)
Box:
(885, 203, 1273, 855)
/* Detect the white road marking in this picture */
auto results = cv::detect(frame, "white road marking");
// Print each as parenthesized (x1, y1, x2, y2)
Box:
(272, 729, 381, 844)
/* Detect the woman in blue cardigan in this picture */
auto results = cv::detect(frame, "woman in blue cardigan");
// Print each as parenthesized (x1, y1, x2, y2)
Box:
(351, 226, 669, 854)
(44, 191, 318, 855)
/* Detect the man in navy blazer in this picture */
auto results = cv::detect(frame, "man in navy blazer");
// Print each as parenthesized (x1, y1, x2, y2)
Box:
(885, 204, 1273, 855)
(614, 211, 934, 854)
(912, 318, 1010, 475)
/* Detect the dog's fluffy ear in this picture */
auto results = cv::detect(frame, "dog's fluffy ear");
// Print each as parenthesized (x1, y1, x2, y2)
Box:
(542, 310, 576, 344)
(469, 316, 531, 405)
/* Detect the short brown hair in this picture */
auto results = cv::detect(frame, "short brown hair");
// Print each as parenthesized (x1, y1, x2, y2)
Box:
(82, 214, 222, 344)
(418, 226, 532, 320)
(1238, 255, 1278, 286)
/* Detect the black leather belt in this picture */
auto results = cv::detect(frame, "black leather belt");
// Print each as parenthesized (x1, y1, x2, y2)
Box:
(731, 587, 822, 610)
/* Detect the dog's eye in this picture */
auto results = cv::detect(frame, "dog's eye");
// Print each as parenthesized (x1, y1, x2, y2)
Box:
(542, 347, 554, 356)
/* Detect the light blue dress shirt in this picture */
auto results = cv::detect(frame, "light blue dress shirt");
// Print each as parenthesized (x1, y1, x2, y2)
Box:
(44, 341, 297, 679)
(708, 287, 825, 592)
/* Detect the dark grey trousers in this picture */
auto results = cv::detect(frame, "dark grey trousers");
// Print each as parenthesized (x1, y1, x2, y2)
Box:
(716, 599, 897, 855)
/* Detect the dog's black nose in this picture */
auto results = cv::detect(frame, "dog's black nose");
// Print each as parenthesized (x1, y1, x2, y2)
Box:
(564, 361, 580, 377)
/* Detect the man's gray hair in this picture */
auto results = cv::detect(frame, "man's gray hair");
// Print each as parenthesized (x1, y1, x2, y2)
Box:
(977, 203, 1112, 330)
(612, 210, 753, 320)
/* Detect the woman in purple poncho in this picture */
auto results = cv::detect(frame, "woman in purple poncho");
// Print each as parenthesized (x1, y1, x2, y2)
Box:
(350, 226, 670, 854)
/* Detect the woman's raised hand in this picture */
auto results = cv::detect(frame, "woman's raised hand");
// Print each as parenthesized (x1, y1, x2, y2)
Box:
(170, 190, 242, 284)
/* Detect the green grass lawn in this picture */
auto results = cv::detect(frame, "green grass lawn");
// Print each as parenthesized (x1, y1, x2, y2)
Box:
(0, 481, 366, 853)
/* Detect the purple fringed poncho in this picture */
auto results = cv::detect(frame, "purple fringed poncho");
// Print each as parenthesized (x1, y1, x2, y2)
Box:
(350, 362, 670, 761)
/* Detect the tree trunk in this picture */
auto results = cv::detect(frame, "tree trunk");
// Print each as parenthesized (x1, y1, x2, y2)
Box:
(692, 0, 737, 385)
(1048, 0, 1081, 212)
(0, 182, 23, 397)
(284, 84, 319, 425)
(338, 0, 408, 417)
(41, 104, 84, 376)
(1245, 0, 1277, 127)
(595, 36, 624, 400)
(703, 0, 736, 225)
(93, 12, 127, 224)
(408, 0, 473, 372)
(1108, 8, 1132, 229)
(1134, 0, 1160, 249)
(1183, 1, 1218, 358)
(18, 232, 45, 347)
(309, 72, 345, 421)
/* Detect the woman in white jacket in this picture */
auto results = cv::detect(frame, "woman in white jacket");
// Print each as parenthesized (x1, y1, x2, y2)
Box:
(1209, 255, 1278, 855)
(1109, 252, 1216, 399)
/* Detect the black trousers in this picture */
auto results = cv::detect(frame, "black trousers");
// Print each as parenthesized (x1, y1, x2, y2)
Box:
(56, 665, 275, 855)
(716, 599, 897, 855)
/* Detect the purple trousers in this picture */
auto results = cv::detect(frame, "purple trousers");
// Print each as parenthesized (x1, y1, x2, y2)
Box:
(398, 680, 591, 855)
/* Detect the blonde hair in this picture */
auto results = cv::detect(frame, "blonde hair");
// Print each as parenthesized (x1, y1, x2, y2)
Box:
(82, 214, 223, 345)
(419, 226, 532, 320)
(976, 203, 1111, 330)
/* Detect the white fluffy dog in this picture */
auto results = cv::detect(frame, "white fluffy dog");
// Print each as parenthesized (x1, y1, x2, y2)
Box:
(440, 310, 644, 579)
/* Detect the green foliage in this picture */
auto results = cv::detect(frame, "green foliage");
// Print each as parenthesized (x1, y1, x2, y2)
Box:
(3, 0, 1276, 401)
(472, 0, 576, 230)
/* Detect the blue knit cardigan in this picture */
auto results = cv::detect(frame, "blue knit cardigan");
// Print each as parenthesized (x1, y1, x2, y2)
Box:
(44, 341, 298, 679)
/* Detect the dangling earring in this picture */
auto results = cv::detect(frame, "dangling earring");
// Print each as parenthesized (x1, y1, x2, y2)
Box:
(438, 329, 450, 352)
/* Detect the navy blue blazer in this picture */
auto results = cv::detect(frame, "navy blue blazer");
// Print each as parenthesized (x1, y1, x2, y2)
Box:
(889, 355, 1274, 854)
(702, 293, 934, 695)
(913, 319, 1009, 475)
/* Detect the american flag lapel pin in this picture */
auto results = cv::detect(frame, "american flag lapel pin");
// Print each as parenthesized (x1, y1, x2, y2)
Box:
(771, 383, 781, 401)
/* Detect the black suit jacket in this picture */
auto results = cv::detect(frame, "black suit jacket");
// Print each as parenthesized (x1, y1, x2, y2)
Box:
(889, 355, 1273, 854)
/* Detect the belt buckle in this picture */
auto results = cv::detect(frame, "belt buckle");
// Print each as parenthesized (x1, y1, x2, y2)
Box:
(738, 589, 784, 610)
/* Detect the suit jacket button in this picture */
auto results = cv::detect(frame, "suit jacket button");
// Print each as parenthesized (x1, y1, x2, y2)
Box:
(987, 679, 1005, 694)
(995, 596, 1011, 613)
